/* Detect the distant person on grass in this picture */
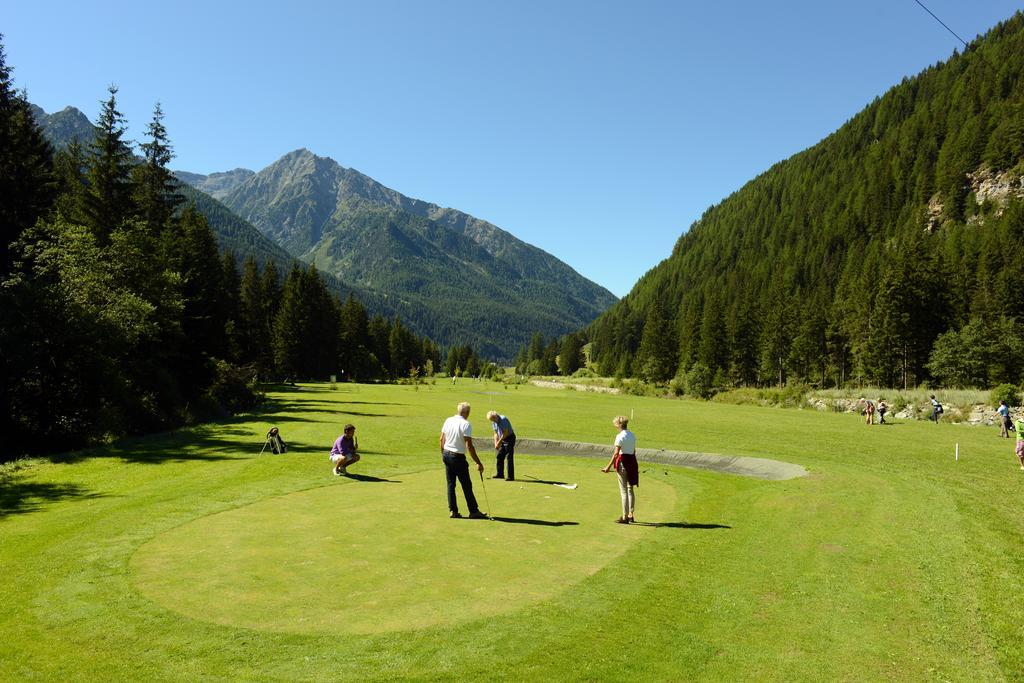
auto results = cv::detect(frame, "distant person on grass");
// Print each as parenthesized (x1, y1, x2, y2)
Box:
(486, 410, 517, 481)
(860, 397, 875, 425)
(997, 400, 1011, 438)
(930, 395, 943, 423)
(329, 424, 360, 476)
(601, 415, 638, 524)
(877, 399, 888, 424)
(440, 402, 487, 519)
(1016, 417, 1024, 471)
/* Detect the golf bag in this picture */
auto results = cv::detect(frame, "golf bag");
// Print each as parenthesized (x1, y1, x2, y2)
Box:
(263, 427, 288, 454)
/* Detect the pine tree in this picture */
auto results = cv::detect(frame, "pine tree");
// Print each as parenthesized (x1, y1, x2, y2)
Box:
(527, 332, 545, 364)
(558, 333, 584, 375)
(338, 293, 370, 380)
(697, 291, 727, 375)
(0, 37, 55, 274)
(221, 252, 242, 363)
(727, 298, 759, 386)
(367, 316, 392, 376)
(164, 206, 228, 395)
(52, 141, 87, 223)
(133, 102, 183, 235)
(303, 267, 339, 377)
(638, 292, 678, 382)
(273, 264, 306, 379)
(237, 256, 265, 367)
(759, 274, 792, 387)
(84, 86, 134, 241)
(388, 317, 418, 378)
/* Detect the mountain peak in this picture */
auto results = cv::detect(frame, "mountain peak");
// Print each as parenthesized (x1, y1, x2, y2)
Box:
(180, 148, 616, 358)
(31, 104, 94, 148)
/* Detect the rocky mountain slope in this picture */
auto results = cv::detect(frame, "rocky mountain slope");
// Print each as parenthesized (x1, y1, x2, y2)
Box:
(181, 149, 617, 358)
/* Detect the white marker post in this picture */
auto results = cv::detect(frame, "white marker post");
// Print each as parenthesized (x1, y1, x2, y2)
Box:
(955, 443, 959, 461)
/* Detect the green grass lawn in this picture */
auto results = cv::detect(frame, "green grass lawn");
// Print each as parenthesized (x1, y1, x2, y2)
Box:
(2, 380, 1023, 680)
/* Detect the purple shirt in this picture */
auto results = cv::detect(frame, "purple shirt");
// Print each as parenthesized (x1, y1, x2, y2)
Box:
(331, 434, 356, 457)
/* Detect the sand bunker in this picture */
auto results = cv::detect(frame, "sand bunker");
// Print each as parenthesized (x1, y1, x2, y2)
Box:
(516, 438, 807, 481)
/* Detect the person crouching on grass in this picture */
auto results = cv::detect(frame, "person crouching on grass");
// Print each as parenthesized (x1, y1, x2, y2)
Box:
(602, 415, 638, 524)
(329, 424, 360, 476)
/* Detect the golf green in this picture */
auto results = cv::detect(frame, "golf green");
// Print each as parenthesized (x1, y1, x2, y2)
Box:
(130, 460, 675, 634)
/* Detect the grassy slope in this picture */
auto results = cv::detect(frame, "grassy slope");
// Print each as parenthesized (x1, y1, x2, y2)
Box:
(1, 382, 1022, 681)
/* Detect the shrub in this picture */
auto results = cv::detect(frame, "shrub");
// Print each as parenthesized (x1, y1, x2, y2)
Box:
(684, 363, 716, 400)
(206, 361, 264, 414)
(990, 383, 1021, 408)
(615, 378, 659, 397)
(712, 384, 810, 408)
(572, 367, 598, 379)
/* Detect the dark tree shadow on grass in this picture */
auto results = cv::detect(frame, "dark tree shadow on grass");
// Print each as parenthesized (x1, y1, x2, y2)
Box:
(258, 399, 392, 419)
(521, 477, 571, 486)
(341, 473, 401, 483)
(36, 389, 404, 466)
(488, 516, 579, 527)
(630, 528, 729, 532)
(53, 425, 256, 465)
(0, 476, 106, 518)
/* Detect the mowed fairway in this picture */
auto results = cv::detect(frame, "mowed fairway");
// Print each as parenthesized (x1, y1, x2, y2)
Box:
(2, 381, 1024, 681)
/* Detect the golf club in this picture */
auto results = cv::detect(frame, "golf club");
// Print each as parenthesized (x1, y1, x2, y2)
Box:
(477, 470, 493, 519)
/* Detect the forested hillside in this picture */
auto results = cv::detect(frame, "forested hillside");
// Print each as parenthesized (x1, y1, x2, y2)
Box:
(577, 12, 1024, 390)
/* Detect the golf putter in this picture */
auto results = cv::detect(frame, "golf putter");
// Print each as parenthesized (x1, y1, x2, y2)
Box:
(478, 470, 493, 519)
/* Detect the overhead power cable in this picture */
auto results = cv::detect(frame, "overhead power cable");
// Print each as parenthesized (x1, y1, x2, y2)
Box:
(912, 0, 969, 48)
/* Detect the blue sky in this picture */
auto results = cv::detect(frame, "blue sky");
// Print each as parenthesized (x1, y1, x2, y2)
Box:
(5, 1, 1023, 296)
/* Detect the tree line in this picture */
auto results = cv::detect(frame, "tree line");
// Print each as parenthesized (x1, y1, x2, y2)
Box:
(522, 12, 1024, 393)
(0, 39, 478, 458)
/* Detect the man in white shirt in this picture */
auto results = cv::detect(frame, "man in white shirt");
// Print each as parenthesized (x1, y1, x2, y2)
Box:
(439, 402, 487, 519)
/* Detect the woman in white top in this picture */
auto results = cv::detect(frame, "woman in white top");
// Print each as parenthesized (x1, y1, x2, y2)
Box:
(601, 415, 639, 524)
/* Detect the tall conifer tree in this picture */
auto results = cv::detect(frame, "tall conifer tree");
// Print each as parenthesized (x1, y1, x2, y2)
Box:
(638, 293, 677, 382)
(84, 86, 134, 241)
(133, 102, 183, 234)
(0, 37, 55, 274)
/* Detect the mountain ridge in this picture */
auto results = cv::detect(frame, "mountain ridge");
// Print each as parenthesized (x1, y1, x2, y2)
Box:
(181, 148, 617, 358)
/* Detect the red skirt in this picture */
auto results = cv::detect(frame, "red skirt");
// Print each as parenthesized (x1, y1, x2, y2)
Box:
(614, 452, 639, 486)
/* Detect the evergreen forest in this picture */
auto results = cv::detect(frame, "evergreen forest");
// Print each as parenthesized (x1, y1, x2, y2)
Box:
(549, 13, 1024, 392)
(0, 40, 478, 459)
